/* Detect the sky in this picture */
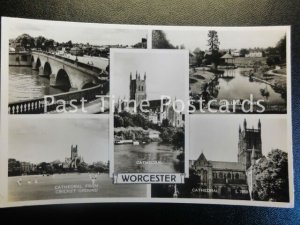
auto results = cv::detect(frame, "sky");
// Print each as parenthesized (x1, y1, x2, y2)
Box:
(159, 27, 287, 52)
(8, 117, 109, 164)
(189, 116, 288, 162)
(6, 18, 147, 46)
(111, 50, 188, 102)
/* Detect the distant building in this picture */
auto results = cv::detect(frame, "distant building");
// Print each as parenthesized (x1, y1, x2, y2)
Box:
(63, 145, 84, 170)
(148, 130, 161, 139)
(70, 47, 84, 56)
(232, 50, 241, 57)
(20, 161, 36, 174)
(245, 51, 263, 58)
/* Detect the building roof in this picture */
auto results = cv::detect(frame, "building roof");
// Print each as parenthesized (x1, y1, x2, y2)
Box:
(210, 161, 244, 171)
(221, 53, 234, 59)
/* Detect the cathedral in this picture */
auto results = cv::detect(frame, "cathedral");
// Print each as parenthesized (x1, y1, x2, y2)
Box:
(63, 145, 84, 170)
(117, 71, 184, 127)
(189, 119, 263, 199)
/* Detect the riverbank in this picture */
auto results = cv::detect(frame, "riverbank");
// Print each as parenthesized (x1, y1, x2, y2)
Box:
(241, 66, 287, 95)
(114, 126, 161, 143)
(189, 67, 216, 95)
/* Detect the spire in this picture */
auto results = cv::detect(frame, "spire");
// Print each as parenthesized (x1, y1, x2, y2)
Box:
(136, 71, 138, 79)
(144, 72, 146, 80)
(243, 118, 247, 130)
(258, 119, 261, 130)
(239, 125, 241, 133)
(130, 72, 132, 80)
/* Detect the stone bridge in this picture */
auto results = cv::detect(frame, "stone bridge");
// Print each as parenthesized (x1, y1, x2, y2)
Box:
(31, 51, 104, 90)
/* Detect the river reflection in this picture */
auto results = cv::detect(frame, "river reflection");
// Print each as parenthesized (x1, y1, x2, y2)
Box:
(9, 66, 65, 103)
(212, 68, 286, 105)
(114, 142, 183, 173)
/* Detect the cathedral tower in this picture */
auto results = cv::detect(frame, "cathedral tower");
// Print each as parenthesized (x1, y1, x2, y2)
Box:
(238, 119, 262, 170)
(71, 144, 78, 160)
(129, 71, 147, 106)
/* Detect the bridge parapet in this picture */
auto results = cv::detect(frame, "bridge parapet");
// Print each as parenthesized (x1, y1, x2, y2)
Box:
(8, 82, 108, 114)
(32, 51, 105, 75)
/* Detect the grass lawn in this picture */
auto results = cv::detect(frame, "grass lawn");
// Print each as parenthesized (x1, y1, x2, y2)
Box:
(9, 173, 146, 202)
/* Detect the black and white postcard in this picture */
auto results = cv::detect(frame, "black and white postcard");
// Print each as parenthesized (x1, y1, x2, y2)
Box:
(152, 28, 288, 114)
(6, 116, 147, 204)
(0, 17, 293, 208)
(110, 49, 189, 184)
(3, 17, 147, 115)
(152, 115, 293, 207)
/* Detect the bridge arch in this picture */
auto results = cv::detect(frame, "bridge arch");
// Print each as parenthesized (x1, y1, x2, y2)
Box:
(55, 69, 72, 91)
(35, 58, 41, 69)
(43, 62, 52, 78)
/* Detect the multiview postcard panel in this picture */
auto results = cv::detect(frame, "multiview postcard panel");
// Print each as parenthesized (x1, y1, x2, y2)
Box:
(152, 115, 293, 206)
(152, 28, 288, 114)
(4, 17, 147, 115)
(110, 49, 189, 184)
(7, 117, 147, 203)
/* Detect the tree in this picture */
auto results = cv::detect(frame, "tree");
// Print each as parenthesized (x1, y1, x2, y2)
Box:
(207, 30, 220, 69)
(253, 149, 289, 202)
(114, 115, 124, 127)
(160, 127, 173, 143)
(77, 161, 88, 173)
(239, 48, 249, 57)
(193, 48, 205, 66)
(161, 118, 170, 127)
(276, 35, 286, 63)
(67, 40, 73, 48)
(35, 36, 46, 49)
(207, 30, 220, 52)
(172, 129, 185, 149)
(266, 55, 281, 67)
(15, 33, 35, 49)
(152, 30, 175, 49)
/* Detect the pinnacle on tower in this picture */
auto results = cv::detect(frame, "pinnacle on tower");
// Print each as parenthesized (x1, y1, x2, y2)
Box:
(243, 118, 247, 129)
(144, 72, 146, 80)
(239, 125, 241, 133)
(130, 72, 132, 80)
(258, 119, 261, 130)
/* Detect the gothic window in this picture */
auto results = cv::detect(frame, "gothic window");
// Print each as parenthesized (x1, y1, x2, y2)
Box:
(235, 173, 239, 180)
(219, 172, 223, 179)
(203, 170, 207, 183)
(227, 173, 231, 179)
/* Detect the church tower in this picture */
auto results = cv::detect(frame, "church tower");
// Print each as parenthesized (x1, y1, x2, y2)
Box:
(129, 71, 147, 106)
(71, 144, 78, 160)
(238, 119, 262, 170)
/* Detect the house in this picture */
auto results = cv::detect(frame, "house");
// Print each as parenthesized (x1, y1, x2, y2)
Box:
(245, 51, 263, 58)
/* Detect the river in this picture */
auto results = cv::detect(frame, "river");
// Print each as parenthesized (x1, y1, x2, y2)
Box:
(212, 68, 286, 105)
(9, 66, 65, 103)
(9, 54, 109, 103)
(114, 142, 183, 173)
